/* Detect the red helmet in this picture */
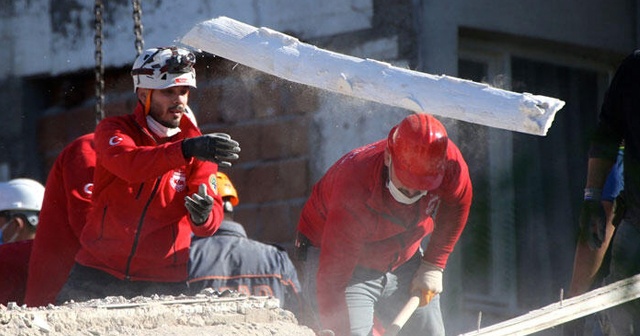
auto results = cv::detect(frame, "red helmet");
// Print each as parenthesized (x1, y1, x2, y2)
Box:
(387, 114, 448, 190)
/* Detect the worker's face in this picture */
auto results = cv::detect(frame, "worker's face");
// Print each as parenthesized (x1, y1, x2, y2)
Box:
(141, 86, 190, 128)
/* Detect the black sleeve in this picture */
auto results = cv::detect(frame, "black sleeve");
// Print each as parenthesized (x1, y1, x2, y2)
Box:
(590, 51, 640, 159)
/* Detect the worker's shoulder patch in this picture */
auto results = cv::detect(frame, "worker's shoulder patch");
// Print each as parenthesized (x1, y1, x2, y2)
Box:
(209, 173, 218, 195)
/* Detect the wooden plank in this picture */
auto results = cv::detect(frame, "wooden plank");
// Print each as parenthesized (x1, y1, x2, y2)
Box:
(178, 16, 565, 136)
(458, 273, 640, 336)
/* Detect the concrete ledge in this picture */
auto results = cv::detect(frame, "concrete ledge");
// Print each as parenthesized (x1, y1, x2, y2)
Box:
(1, 294, 315, 336)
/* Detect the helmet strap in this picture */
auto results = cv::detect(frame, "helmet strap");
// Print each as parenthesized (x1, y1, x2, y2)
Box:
(144, 89, 153, 115)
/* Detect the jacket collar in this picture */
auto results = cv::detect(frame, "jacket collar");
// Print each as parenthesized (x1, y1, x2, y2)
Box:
(134, 101, 203, 139)
(365, 147, 425, 227)
(214, 220, 247, 238)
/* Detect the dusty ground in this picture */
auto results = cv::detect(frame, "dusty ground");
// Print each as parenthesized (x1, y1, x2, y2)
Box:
(0, 290, 315, 336)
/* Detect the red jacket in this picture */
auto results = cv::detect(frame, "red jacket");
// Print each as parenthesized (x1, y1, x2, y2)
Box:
(75, 103, 223, 282)
(297, 139, 472, 334)
(0, 240, 33, 306)
(24, 133, 96, 307)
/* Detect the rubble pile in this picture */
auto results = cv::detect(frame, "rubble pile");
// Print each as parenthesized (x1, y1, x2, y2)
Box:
(0, 290, 315, 336)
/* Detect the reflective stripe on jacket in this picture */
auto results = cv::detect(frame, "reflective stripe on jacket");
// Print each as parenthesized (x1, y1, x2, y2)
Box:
(188, 220, 302, 314)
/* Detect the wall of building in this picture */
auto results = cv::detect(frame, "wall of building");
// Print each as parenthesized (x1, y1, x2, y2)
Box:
(413, 1, 636, 333)
(4, 0, 418, 254)
(0, 0, 383, 238)
(417, 0, 636, 75)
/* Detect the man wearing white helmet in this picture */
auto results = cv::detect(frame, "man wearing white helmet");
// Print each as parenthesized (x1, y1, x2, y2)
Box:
(0, 178, 45, 305)
(0, 178, 45, 244)
(56, 46, 241, 304)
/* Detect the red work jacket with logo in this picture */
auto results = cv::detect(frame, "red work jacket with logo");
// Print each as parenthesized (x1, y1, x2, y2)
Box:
(25, 133, 96, 307)
(75, 103, 222, 282)
(297, 138, 472, 334)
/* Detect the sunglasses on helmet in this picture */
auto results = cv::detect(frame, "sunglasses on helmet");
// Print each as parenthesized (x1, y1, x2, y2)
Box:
(161, 51, 195, 74)
(131, 47, 195, 76)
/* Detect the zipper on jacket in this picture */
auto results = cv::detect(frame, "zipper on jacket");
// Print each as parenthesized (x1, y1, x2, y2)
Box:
(124, 116, 182, 279)
(171, 220, 178, 263)
(369, 204, 422, 272)
(124, 176, 162, 280)
(135, 183, 145, 199)
(98, 206, 108, 239)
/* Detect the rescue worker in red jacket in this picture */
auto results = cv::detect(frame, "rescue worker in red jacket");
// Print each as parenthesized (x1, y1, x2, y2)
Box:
(296, 113, 472, 336)
(24, 133, 96, 307)
(55, 46, 241, 304)
(26, 109, 200, 307)
(0, 178, 45, 305)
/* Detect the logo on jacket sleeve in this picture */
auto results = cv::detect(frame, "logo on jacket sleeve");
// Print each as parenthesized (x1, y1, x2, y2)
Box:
(209, 174, 218, 195)
(108, 135, 123, 146)
(83, 183, 94, 197)
(170, 170, 187, 192)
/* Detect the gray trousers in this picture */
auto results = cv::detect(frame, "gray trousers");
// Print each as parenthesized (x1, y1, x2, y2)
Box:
(300, 246, 444, 336)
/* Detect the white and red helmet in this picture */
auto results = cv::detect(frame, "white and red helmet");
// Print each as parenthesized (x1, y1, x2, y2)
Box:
(131, 46, 197, 92)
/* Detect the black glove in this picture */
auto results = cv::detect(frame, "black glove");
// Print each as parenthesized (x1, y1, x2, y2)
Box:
(612, 191, 626, 227)
(579, 189, 606, 250)
(185, 184, 214, 225)
(182, 133, 241, 168)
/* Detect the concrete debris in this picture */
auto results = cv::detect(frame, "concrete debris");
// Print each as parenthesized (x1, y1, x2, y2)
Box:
(0, 290, 315, 336)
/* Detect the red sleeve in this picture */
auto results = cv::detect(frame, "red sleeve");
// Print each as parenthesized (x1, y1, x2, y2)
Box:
(25, 134, 96, 307)
(94, 117, 190, 184)
(424, 142, 473, 268)
(65, 135, 97, 238)
(316, 195, 366, 335)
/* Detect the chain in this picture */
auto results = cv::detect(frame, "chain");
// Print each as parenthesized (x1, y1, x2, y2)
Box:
(132, 0, 144, 56)
(94, 0, 105, 124)
(94, 1, 144, 124)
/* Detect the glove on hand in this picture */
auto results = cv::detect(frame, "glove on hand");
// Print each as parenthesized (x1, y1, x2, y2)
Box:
(185, 184, 213, 225)
(182, 133, 241, 168)
(579, 188, 606, 250)
(411, 260, 443, 297)
(612, 192, 626, 227)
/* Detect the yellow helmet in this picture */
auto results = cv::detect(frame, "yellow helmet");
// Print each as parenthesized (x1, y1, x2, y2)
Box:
(216, 172, 239, 206)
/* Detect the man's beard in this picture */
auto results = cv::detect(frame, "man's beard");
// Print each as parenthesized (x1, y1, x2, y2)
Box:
(153, 105, 184, 128)
(145, 103, 186, 138)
